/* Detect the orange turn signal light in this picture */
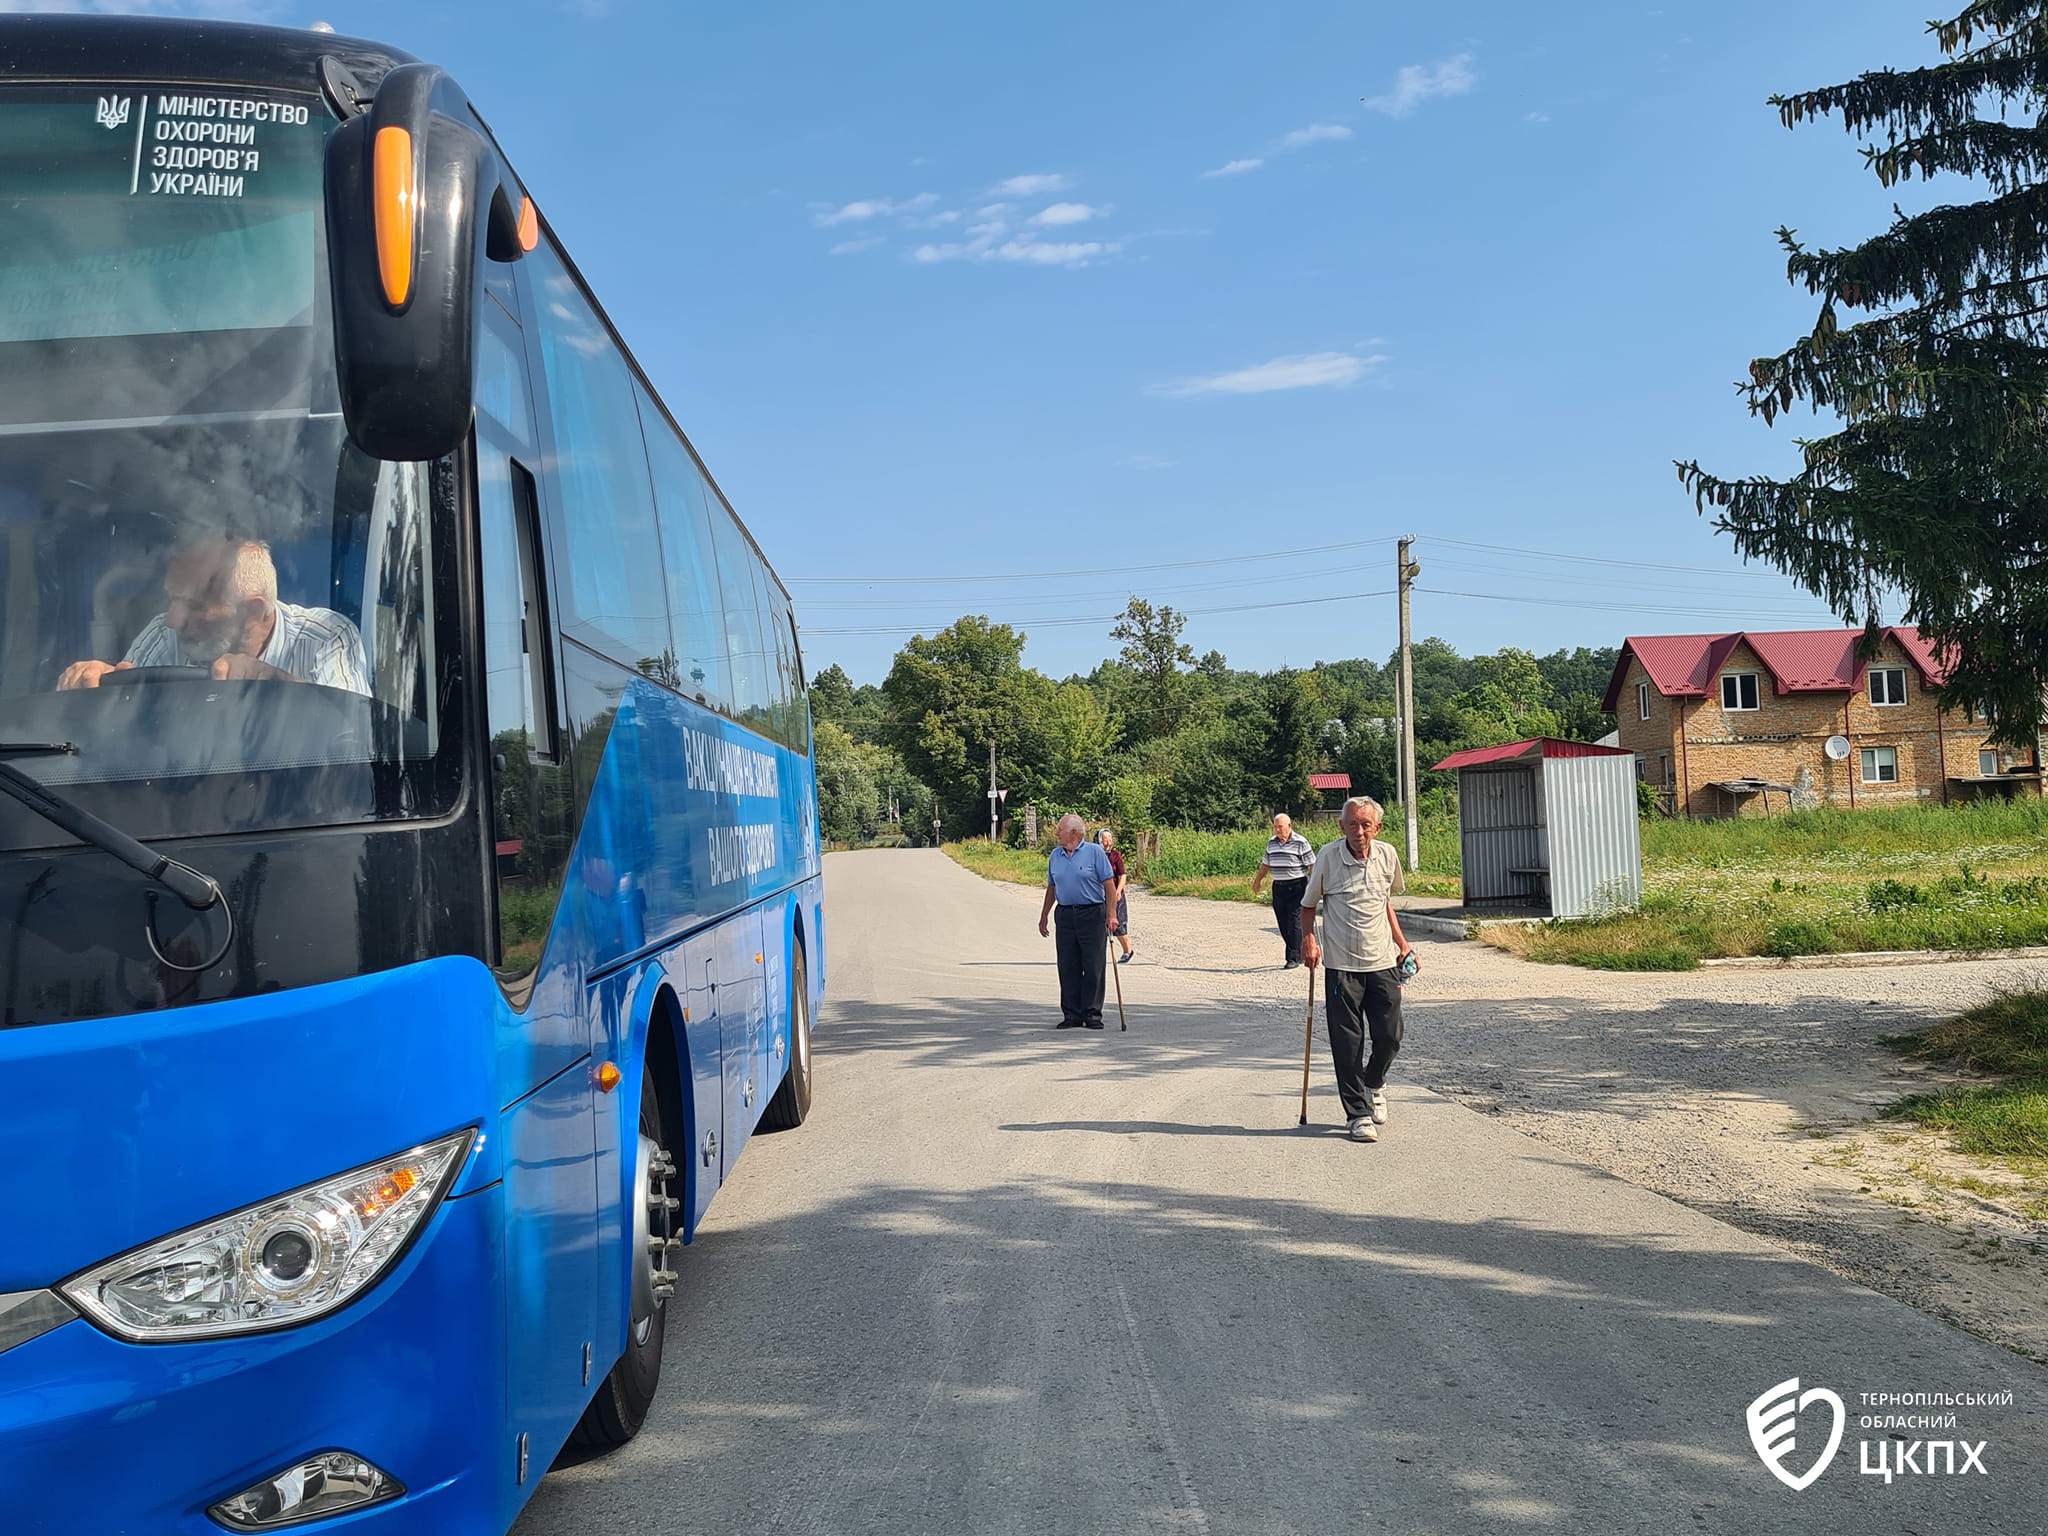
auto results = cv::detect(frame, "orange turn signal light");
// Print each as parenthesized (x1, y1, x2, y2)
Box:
(516, 195, 538, 252)
(595, 1061, 622, 1094)
(372, 125, 415, 308)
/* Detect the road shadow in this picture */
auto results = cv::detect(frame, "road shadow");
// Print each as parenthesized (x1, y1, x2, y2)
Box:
(998, 1119, 1322, 1139)
(516, 1160, 2044, 1536)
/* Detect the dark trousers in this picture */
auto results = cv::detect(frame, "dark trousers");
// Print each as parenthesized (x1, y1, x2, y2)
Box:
(1054, 903, 1108, 1025)
(1271, 877, 1308, 962)
(1324, 967, 1403, 1120)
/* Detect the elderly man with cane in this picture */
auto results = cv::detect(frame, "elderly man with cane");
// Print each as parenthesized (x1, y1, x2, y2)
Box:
(1300, 796, 1415, 1142)
(1037, 814, 1121, 1029)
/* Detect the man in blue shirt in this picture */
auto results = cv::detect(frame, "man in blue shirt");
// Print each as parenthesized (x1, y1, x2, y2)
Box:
(1037, 813, 1119, 1029)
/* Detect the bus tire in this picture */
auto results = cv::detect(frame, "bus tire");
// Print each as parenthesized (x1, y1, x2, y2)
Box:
(760, 941, 812, 1131)
(571, 1066, 675, 1449)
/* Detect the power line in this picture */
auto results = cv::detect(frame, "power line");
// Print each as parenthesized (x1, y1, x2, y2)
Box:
(785, 533, 1400, 585)
(1421, 586, 1837, 621)
(800, 586, 1397, 636)
(797, 557, 1390, 611)
(1424, 555, 1824, 600)
(1430, 535, 1792, 580)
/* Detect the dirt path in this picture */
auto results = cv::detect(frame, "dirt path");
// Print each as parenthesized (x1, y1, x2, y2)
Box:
(1082, 880, 2048, 1361)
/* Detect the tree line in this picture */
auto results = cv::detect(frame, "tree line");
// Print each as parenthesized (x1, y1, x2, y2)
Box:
(808, 598, 1617, 844)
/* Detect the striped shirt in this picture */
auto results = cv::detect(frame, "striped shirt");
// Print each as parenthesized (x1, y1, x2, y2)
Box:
(1261, 830, 1314, 880)
(123, 601, 371, 696)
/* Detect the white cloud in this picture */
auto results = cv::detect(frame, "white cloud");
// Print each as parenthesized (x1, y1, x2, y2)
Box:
(992, 172, 1071, 197)
(1281, 123, 1353, 148)
(1525, 110, 1550, 123)
(1202, 158, 1264, 178)
(816, 171, 1117, 267)
(813, 192, 938, 227)
(1362, 54, 1477, 117)
(913, 236, 1109, 267)
(1029, 202, 1102, 226)
(1151, 351, 1385, 397)
(998, 239, 1104, 264)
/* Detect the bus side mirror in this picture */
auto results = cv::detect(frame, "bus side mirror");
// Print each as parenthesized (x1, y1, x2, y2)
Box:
(325, 64, 483, 463)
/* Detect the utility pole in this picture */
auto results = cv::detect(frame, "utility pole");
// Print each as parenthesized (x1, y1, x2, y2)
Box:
(1397, 536, 1420, 872)
(988, 738, 999, 843)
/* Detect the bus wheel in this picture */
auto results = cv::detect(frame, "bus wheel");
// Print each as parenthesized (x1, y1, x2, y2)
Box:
(760, 942, 812, 1130)
(572, 1068, 676, 1448)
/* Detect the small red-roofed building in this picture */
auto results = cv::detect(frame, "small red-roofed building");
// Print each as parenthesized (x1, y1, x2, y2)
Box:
(1307, 771, 1350, 813)
(1602, 627, 2043, 817)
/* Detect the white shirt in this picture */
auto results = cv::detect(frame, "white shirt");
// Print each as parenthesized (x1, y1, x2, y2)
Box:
(123, 601, 371, 696)
(1300, 835, 1405, 973)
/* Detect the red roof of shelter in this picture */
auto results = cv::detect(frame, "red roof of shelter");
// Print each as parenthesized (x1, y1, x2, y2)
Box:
(1599, 626, 1947, 713)
(1308, 772, 1351, 790)
(1431, 737, 1633, 772)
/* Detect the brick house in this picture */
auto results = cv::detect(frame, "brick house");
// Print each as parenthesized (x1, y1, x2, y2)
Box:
(1601, 627, 2045, 817)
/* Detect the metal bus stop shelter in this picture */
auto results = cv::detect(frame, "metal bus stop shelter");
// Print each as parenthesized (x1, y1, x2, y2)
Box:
(1432, 738, 1642, 919)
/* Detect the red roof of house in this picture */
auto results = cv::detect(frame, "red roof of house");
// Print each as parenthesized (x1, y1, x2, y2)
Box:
(1308, 772, 1351, 790)
(1432, 737, 1633, 772)
(1600, 626, 1947, 713)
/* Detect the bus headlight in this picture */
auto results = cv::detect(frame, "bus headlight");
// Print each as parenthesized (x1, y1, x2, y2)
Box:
(61, 1131, 473, 1342)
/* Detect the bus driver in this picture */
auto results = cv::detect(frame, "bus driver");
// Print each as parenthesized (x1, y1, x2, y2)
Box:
(56, 534, 370, 696)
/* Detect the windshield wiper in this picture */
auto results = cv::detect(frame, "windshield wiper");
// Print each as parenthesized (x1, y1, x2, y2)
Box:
(0, 746, 234, 970)
(0, 742, 78, 758)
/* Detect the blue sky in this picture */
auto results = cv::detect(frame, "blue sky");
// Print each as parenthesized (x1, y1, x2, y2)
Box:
(19, 1, 1954, 682)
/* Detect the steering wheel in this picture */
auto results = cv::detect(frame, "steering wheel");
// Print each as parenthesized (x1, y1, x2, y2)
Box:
(99, 665, 212, 686)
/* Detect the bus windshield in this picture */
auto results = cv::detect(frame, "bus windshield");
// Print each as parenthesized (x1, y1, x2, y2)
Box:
(0, 84, 451, 846)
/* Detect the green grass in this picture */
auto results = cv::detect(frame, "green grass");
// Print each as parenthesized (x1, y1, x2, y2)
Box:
(1882, 988, 2048, 1162)
(943, 840, 1052, 887)
(1483, 800, 2048, 969)
(949, 800, 2048, 968)
(1143, 815, 1460, 901)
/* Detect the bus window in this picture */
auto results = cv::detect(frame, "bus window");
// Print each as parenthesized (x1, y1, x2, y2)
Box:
(776, 603, 810, 754)
(636, 384, 730, 713)
(528, 245, 671, 679)
(0, 86, 456, 842)
(711, 510, 774, 735)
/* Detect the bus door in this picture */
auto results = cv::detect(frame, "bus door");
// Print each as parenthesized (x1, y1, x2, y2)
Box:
(682, 928, 723, 1221)
(717, 908, 768, 1164)
(476, 291, 598, 1476)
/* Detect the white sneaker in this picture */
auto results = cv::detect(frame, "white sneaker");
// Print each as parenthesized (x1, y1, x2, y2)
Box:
(1369, 1090, 1388, 1126)
(1347, 1116, 1378, 1143)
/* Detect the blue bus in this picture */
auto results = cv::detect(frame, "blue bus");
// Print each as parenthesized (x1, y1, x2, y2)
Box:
(0, 15, 823, 1533)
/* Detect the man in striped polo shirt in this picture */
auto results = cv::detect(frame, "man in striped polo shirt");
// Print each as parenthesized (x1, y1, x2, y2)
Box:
(1250, 812, 1315, 968)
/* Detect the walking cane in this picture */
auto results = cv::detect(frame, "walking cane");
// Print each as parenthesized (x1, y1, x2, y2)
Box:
(1297, 962, 1315, 1125)
(1109, 929, 1127, 1031)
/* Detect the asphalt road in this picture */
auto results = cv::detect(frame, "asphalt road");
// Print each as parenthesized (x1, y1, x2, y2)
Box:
(515, 849, 2046, 1535)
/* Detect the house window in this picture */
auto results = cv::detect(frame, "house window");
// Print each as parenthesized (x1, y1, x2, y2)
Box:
(1637, 680, 1651, 720)
(1860, 745, 1898, 784)
(1869, 667, 1907, 706)
(1980, 749, 2000, 777)
(1720, 672, 1760, 711)
(1661, 754, 1674, 787)
(1634, 756, 1647, 782)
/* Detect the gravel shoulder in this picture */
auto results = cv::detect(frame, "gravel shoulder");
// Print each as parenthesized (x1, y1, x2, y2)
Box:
(1075, 879, 2048, 1361)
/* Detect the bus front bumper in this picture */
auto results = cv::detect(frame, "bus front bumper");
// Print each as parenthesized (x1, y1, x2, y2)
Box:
(0, 1181, 505, 1536)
